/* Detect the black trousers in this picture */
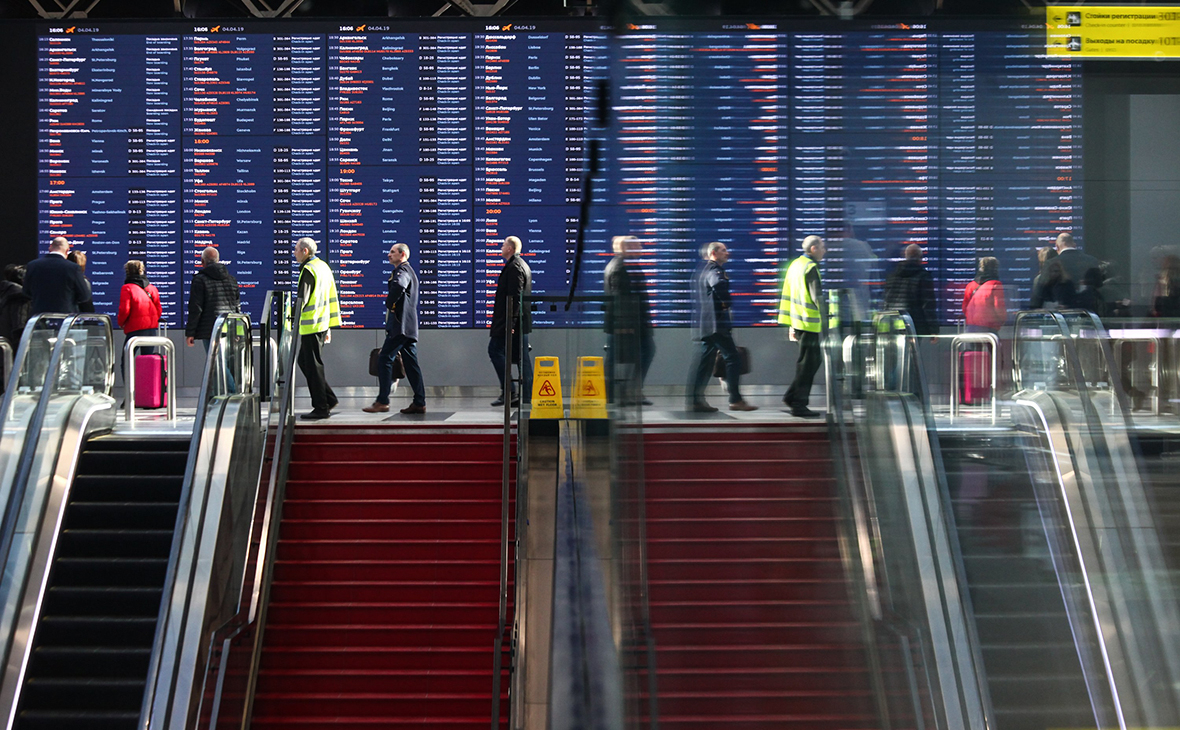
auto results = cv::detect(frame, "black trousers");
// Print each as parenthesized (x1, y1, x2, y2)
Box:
(688, 332, 744, 405)
(298, 331, 337, 411)
(785, 330, 822, 408)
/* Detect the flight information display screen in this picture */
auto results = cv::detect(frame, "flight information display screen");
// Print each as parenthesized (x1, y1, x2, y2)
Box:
(37, 18, 1081, 327)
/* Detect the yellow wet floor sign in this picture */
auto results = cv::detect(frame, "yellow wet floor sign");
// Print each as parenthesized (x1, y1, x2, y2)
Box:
(531, 356, 564, 418)
(571, 356, 608, 419)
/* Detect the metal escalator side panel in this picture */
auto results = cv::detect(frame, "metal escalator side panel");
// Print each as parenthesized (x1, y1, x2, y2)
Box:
(863, 393, 989, 730)
(169, 397, 261, 730)
(898, 396, 991, 730)
(0, 394, 115, 729)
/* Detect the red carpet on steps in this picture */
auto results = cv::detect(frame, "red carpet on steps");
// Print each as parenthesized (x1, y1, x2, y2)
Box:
(251, 426, 513, 729)
(642, 426, 878, 730)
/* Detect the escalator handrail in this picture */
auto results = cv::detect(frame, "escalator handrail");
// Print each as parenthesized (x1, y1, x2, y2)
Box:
(139, 311, 254, 730)
(0, 313, 112, 684)
(176, 290, 295, 707)
(0, 338, 13, 395)
(859, 310, 997, 730)
(1010, 391, 1130, 728)
(821, 299, 880, 619)
(237, 294, 301, 730)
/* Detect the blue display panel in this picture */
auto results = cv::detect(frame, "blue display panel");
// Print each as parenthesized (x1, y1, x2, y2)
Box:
(37, 19, 1082, 328)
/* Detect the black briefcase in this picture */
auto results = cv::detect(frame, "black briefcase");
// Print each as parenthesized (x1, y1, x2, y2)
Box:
(369, 348, 406, 379)
(713, 346, 751, 377)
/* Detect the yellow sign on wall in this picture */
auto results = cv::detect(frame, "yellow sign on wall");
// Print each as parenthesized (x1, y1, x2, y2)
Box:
(1047, 6, 1180, 58)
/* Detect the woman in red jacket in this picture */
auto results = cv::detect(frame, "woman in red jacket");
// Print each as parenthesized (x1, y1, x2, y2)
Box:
(962, 256, 1007, 333)
(118, 259, 162, 380)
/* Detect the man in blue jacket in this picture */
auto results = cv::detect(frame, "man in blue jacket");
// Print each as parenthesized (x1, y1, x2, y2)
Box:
(364, 243, 426, 415)
(23, 237, 91, 316)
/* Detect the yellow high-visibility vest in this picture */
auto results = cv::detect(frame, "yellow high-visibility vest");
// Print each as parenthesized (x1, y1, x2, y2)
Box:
(299, 256, 341, 335)
(778, 255, 822, 332)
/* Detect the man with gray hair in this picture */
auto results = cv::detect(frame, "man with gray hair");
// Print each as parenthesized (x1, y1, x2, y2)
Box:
(294, 237, 341, 419)
(364, 243, 426, 415)
(23, 236, 91, 316)
(489, 235, 532, 407)
(778, 235, 827, 418)
(185, 245, 240, 348)
(687, 241, 757, 412)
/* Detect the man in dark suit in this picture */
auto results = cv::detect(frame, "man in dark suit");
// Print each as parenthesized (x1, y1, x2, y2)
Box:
(488, 235, 532, 407)
(687, 241, 757, 413)
(1055, 232, 1101, 285)
(23, 237, 91, 316)
(364, 243, 426, 415)
(604, 235, 655, 405)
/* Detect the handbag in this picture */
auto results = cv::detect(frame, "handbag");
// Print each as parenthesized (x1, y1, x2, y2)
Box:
(368, 348, 406, 379)
(713, 346, 751, 377)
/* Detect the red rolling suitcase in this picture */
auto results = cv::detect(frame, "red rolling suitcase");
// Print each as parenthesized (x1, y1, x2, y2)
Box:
(135, 353, 166, 409)
(961, 350, 991, 405)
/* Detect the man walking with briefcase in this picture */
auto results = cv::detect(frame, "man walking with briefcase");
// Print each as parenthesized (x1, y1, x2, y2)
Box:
(364, 243, 427, 415)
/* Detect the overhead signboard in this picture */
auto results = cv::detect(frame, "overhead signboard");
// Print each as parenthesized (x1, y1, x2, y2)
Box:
(1047, 6, 1180, 58)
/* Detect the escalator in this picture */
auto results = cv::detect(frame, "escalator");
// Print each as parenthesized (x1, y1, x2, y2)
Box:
(0, 301, 290, 730)
(14, 435, 189, 730)
(938, 430, 1095, 730)
(841, 308, 1180, 730)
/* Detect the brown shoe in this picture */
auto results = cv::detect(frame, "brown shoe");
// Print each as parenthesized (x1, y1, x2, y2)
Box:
(362, 402, 390, 413)
(729, 401, 758, 412)
(400, 404, 426, 415)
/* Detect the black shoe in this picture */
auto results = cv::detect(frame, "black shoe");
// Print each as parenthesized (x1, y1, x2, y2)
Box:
(491, 396, 506, 407)
(300, 409, 332, 420)
(790, 407, 821, 419)
(641, 398, 654, 406)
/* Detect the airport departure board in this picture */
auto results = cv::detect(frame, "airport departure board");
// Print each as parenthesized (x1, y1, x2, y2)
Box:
(37, 19, 1081, 327)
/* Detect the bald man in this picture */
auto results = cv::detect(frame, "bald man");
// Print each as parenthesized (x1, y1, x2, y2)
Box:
(883, 243, 937, 336)
(23, 237, 91, 315)
(1054, 232, 1101, 286)
(185, 246, 241, 347)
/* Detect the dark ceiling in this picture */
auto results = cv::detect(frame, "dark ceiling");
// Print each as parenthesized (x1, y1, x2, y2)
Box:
(0, 0, 1068, 19)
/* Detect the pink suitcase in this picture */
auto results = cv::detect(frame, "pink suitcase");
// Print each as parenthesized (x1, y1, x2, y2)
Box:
(961, 350, 991, 405)
(135, 353, 166, 409)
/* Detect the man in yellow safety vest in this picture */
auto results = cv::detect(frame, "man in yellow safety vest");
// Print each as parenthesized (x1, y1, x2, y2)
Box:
(294, 237, 342, 420)
(778, 235, 827, 418)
